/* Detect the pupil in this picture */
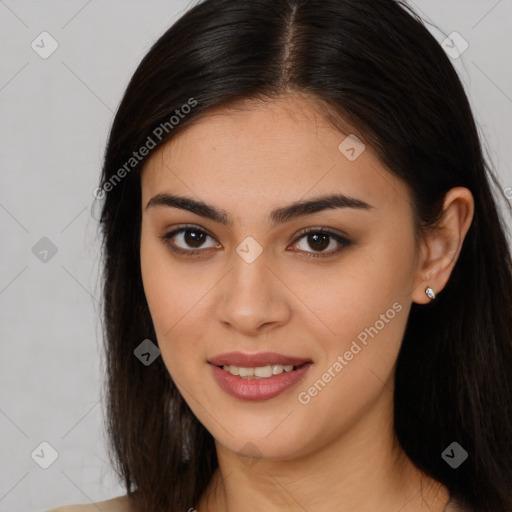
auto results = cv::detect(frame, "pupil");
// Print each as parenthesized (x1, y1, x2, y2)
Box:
(309, 233, 328, 251)
(185, 230, 204, 248)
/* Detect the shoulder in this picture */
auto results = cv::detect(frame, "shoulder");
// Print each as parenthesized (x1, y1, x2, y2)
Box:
(444, 496, 469, 512)
(43, 494, 132, 512)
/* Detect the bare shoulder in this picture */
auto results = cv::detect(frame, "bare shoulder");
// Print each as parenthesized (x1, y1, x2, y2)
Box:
(43, 494, 132, 512)
(444, 496, 469, 511)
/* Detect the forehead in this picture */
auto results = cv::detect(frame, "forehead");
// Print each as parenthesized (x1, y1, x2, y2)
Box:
(140, 95, 411, 217)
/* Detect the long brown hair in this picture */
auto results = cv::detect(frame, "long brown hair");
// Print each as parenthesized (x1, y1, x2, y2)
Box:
(97, 0, 512, 510)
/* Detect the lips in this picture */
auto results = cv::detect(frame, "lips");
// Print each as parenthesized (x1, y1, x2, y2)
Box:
(208, 351, 312, 367)
(208, 351, 313, 401)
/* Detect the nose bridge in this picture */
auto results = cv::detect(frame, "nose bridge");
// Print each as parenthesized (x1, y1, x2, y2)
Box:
(216, 245, 288, 333)
(228, 247, 273, 307)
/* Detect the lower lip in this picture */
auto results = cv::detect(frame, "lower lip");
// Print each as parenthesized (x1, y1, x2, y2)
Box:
(209, 363, 312, 401)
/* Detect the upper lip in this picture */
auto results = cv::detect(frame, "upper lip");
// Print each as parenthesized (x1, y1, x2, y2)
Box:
(208, 351, 312, 367)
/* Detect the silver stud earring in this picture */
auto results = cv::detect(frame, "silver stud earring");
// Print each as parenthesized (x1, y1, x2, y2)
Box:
(425, 286, 436, 300)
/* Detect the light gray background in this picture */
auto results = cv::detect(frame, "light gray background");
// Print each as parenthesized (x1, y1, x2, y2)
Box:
(1, 1, 511, 511)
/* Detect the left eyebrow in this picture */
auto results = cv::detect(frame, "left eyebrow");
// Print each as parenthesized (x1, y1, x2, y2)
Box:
(145, 192, 374, 226)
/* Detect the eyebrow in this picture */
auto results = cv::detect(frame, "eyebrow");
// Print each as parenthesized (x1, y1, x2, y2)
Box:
(145, 192, 373, 225)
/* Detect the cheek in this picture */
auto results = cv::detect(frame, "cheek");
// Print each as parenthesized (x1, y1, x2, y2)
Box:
(293, 234, 415, 404)
(140, 233, 173, 329)
(139, 231, 213, 374)
(292, 238, 413, 339)
(141, 228, 195, 328)
(290, 264, 411, 449)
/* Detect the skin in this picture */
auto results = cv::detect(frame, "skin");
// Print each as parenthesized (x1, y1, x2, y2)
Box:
(139, 93, 474, 512)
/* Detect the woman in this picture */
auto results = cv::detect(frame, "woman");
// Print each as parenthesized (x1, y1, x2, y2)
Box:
(47, 0, 512, 510)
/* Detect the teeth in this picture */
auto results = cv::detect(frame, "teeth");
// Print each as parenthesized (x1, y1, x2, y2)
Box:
(238, 367, 254, 377)
(222, 364, 297, 378)
(255, 365, 273, 378)
(272, 364, 284, 375)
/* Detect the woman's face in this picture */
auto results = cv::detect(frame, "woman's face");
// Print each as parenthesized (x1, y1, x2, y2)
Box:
(139, 94, 424, 461)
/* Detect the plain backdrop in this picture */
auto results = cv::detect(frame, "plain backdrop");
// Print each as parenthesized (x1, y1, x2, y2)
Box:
(0, 1, 511, 511)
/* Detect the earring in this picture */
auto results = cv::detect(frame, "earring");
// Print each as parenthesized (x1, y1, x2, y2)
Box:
(425, 286, 436, 300)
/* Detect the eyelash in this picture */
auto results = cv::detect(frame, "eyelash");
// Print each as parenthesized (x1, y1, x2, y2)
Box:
(158, 224, 352, 259)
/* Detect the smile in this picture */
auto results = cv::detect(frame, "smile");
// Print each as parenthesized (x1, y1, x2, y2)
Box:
(222, 364, 296, 378)
(208, 351, 313, 400)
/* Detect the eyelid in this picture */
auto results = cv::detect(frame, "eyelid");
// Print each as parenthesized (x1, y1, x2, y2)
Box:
(159, 223, 352, 258)
(291, 226, 350, 243)
(159, 223, 220, 256)
(288, 226, 352, 258)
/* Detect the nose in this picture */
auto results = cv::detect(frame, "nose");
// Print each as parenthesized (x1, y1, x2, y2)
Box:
(215, 250, 291, 337)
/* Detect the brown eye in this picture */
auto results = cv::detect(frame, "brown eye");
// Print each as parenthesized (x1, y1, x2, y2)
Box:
(289, 228, 352, 258)
(160, 225, 220, 255)
(182, 229, 207, 248)
(159, 225, 351, 259)
(305, 232, 330, 251)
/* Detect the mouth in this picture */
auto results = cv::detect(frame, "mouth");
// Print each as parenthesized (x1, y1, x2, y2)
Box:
(207, 352, 313, 401)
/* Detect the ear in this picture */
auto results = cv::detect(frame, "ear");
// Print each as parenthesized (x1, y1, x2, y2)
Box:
(412, 187, 474, 304)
